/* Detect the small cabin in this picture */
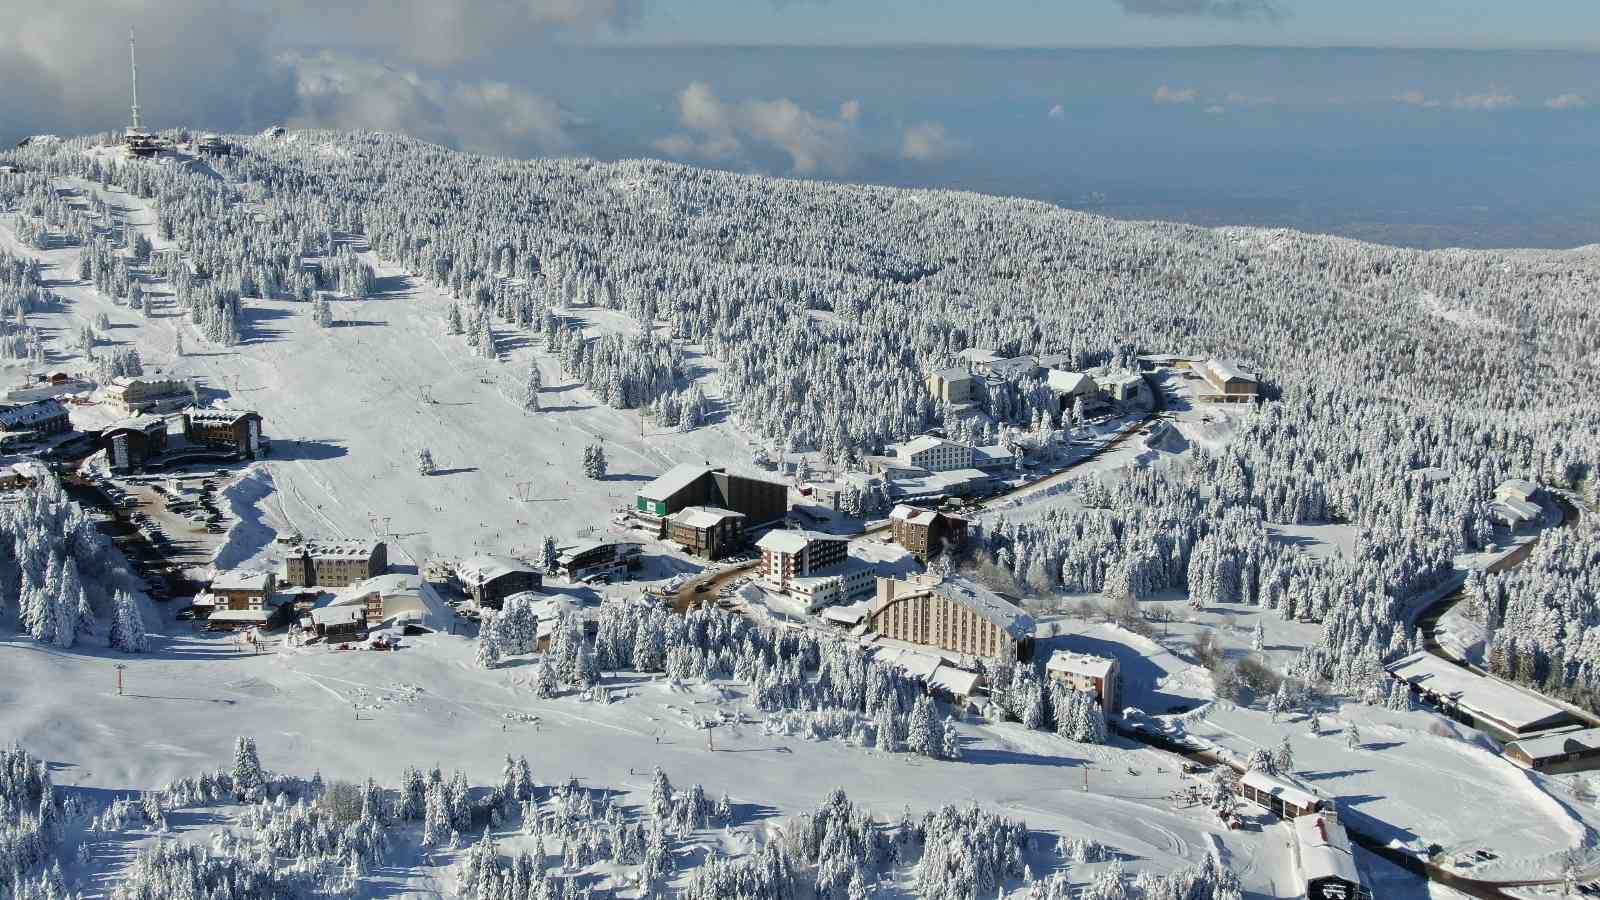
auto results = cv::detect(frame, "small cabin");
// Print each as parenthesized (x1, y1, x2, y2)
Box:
(1239, 769, 1322, 820)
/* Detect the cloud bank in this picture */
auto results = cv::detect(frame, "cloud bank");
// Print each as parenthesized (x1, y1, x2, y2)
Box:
(654, 82, 865, 175)
(1115, 0, 1288, 23)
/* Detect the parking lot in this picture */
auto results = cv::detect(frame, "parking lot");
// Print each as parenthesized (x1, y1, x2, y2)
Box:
(65, 467, 242, 601)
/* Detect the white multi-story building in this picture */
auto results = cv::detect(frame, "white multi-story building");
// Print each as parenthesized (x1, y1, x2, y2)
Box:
(1045, 650, 1120, 713)
(756, 529, 875, 611)
(899, 436, 974, 473)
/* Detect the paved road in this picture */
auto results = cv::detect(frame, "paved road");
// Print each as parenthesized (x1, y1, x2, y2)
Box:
(1414, 494, 1600, 729)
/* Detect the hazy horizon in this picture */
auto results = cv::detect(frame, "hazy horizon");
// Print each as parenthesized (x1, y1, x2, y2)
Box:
(5, 16, 1597, 249)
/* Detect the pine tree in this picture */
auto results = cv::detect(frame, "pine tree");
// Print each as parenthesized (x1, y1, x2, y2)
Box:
(523, 365, 542, 412)
(477, 616, 502, 669)
(1273, 735, 1295, 773)
(907, 694, 937, 757)
(535, 659, 558, 697)
(231, 736, 265, 799)
(108, 590, 146, 652)
(447, 303, 464, 335)
(1346, 725, 1361, 751)
(940, 714, 963, 760)
(417, 447, 436, 475)
(583, 442, 607, 480)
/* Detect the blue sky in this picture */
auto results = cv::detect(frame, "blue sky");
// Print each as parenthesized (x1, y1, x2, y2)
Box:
(3, 1, 1597, 248)
(609, 1, 1600, 49)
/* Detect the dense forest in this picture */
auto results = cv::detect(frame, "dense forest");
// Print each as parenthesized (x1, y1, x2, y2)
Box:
(2, 129, 1597, 699)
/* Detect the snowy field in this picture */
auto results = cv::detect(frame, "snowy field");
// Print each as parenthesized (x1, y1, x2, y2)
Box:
(0, 148, 1590, 898)
(1, 172, 765, 582)
(5, 622, 1298, 897)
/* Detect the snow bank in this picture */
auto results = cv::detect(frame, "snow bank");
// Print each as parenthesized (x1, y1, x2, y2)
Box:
(212, 466, 280, 571)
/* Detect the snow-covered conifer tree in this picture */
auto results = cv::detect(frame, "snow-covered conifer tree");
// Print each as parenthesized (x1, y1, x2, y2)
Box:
(107, 590, 146, 652)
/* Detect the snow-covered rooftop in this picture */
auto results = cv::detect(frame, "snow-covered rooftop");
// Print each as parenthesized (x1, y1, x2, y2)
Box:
(987, 356, 1039, 378)
(102, 415, 167, 434)
(556, 540, 643, 564)
(972, 444, 1014, 462)
(1240, 769, 1320, 811)
(1491, 496, 1541, 524)
(637, 464, 712, 502)
(0, 399, 67, 430)
(1505, 727, 1600, 762)
(899, 436, 955, 457)
(1046, 650, 1116, 680)
(1293, 815, 1360, 887)
(755, 529, 842, 554)
(1199, 358, 1257, 383)
(821, 604, 868, 626)
(672, 506, 743, 529)
(310, 605, 365, 627)
(186, 406, 259, 425)
(210, 570, 274, 592)
(873, 645, 943, 680)
(929, 576, 1034, 640)
(1495, 479, 1539, 503)
(1386, 651, 1570, 733)
(457, 555, 539, 586)
(1046, 370, 1094, 394)
(295, 538, 382, 560)
(955, 347, 999, 364)
(889, 504, 939, 525)
(928, 665, 982, 698)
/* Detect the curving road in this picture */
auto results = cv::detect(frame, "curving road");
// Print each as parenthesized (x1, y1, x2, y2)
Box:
(670, 373, 1171, 611)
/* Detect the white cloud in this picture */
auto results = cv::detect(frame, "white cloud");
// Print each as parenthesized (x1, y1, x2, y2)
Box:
(900, 121, 957, 162)
(742, 97, 849, 174)
(1153, 85, 1198, 104)
(1048, 103, 1066, 120)
(1544, 93, 1588, 110)
(286, 52, 571, 156)
(1393, 89, 1440, 109)
(1452, 89, 1516, 111)
(276, 0, 640, 67)
(657, 81, 857, 175)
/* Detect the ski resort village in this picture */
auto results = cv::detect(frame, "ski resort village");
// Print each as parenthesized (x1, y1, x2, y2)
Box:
(3, 38, 1600, 900)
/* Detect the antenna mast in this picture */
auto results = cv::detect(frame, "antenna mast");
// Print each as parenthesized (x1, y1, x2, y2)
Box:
(128, 28, 142, 132)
